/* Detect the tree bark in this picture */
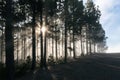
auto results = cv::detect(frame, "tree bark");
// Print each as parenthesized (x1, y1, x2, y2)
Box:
(5, 0, 15, 80)
(0, 30, 4, 62)
(73, 32, 76, 59)
(52, 34, 54, 57)
(80, 35, 83, 56)
(17, 34, 19, 64)
(55, 26, 58, 61)
(64, 0, 68, 63)
(40, 11, 44, 68)
(31, 1, 36, 70)
(43, 31, 47, 68)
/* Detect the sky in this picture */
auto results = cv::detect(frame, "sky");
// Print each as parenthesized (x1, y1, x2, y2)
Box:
(84, 0, 120, 53)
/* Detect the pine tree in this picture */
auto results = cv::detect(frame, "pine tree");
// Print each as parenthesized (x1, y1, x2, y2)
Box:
(5, 0, 15, 80)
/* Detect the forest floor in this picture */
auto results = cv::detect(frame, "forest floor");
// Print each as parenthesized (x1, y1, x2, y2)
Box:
(17, 53, 120, 80)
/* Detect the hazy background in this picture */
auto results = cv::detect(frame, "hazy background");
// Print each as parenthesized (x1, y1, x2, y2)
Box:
(84, 0, 120, 53)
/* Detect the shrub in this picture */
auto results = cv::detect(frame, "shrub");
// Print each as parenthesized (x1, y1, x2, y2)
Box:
(48, 55, 55, 65)
(15, 56, 31, 77)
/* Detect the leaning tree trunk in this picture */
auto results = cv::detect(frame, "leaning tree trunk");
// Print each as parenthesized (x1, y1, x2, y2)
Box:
(5, 0, 15, 80)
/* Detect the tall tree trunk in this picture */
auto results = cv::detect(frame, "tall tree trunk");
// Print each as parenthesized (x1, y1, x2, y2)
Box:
(73, 32, 76, 59)
(23, 34, 26, 60)
(86, 39, 88, 55)
(17, 34, 19, 64)
(36, 35, 38, 60)
(43, 31, 47, 68)
(58, 39, 61, 59)
(64, 0, 68, 63)
(69, 30, 72, 57)
(62, 30, 64, 57)
(40, 0, 48, 68)
(0, 37, 1, 62)
(43, 0, 48, 68)
(52, 34, 54, 57)
(64, 29, 67, 62)
(40, 10, 44, 68)
(94, 42, 96, 53)
(72, 0, 76, 59)
(80, 35, 83, 56)
(22, 34, 24, 60)
(5, 0, 15, 80)
(55, 27, 58, 61)
(89, 40, 92, 54)
(31, 0, 36, 70)
(0, 30, 3, 62)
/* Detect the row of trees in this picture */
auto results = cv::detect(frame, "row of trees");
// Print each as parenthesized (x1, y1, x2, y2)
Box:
(0, 0, 107, 80)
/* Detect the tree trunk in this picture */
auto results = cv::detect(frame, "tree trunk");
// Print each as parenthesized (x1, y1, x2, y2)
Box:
(43, 0, 48, 68)
(52, 34, 54, 57)
(17, 34, 19, 64)
(0, 30, 3, 62)
(55, 27, 58, 61)
(62, 29, 64, 57)
(43, 31, 47, 68)
(22, 34, 24, 60)
(0, 37, 1, 62)
(86, 39, 88, 55)
(31, 1, 36, 70)
(73, 32, 76, 59)
(80, 36, 83, 56)
(94, 42, 96, 53)
(40, 12, 44, 68)
(89, 40, 92, 54)
(23, 34, 26, 60)
(64, 0, 68, 63)
(69, 30, 72, 57)
(5, 0, 15, 80)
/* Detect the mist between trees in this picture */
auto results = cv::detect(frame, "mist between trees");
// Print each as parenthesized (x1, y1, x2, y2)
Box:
(0, 0, 107, 80)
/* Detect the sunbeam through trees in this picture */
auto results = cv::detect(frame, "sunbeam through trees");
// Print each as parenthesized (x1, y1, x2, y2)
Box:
(0, 0, 108, 80)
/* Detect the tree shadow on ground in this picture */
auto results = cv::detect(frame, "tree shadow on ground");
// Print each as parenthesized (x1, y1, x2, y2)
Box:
(33, 68, 58, 80)
(17, 53, 120, 80)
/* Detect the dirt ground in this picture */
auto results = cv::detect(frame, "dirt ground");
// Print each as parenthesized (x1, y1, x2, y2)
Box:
(17, 53, 120, 80)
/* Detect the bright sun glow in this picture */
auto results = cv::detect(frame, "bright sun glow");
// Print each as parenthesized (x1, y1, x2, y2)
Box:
(41, 27, 47, 33)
